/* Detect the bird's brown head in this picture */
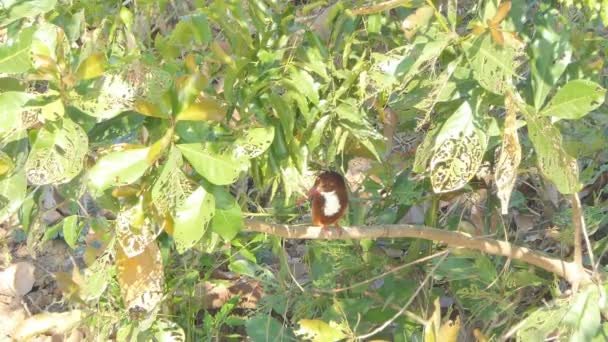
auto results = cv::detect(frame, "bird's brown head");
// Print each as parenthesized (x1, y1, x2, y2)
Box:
(311, 171, 346, 194)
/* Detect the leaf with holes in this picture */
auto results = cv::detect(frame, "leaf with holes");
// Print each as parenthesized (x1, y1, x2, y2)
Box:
(178, 143, 247, 185)
(526, 113, 580, 194)
(210, 187, 243, 241)
(115, 198, 162, 258)
(173, 186, 215, 253)
(116, 241, 164, 316)
(73, 63, 172, 119)
(430, 99, 487, 193)
(87, 147, 152, 195)
(540, 80, 606, 120)
(495, 94, 522, 214)
(413, 124, 441, 173)
(233, 126, 275, 159)
(463, 33, 517, 95)
(25, 118, 88, 185)
(151, 147, 195, 215)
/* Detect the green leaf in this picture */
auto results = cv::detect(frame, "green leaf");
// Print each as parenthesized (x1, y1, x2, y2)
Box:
(430, 97, 488, 193)
(295, 319, 347, 342)
(246, 315, 290, 342)
(564, 287, 601, 342)
(463, 33, 516, 95)
(151, 147, 196, 217)
(62, 215, 80, 248)
(75, 52, 106, 80)
(284, 68, 319, 105)
(173, 186, 215, 254)
(541, 80, 606, 120)
(87, 147, 151, 195)
(529, 11, 572, 110)
(0, 167, 26, 223)
(0, 91, 35, 143)
(210, 187, 243, 241)
(0, 0, 57, 27)
(0, 27, 35, 73)
(88, 112, 145, 148)
(526, 113, 581, 194)
(233, 126, 275, 159)
(177, 143, 246, 185)
(25, 118, 88, 185)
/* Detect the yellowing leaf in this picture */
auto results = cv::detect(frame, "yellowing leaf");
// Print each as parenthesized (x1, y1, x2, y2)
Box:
(116, 241, 163, 315)
(0, 151, 14, 176)
(134, 99, 168, 118)
(294, 319, 347, 342)
(495, 94, 521, 214)
(438, 316, 460, 342)
(176, 98, 225, 122)
(75, 53, 106, 80)
(489, 1, 511, 26)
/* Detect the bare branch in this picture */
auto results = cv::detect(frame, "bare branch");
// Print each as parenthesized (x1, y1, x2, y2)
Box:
(244, 220, 594, 285)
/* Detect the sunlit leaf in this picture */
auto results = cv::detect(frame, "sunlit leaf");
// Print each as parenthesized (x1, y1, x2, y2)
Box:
(151, 148, 195, 215)
(541, 80, 606, 120)
(75, 52, 106, 80)
(115, 198, 162, 258)
(564, 287, 601, 341)
(176, 98, 225, 122)
(25, 118, 88, 185)
(210, 187, 243, 241)
(62, 215, 80, 248)
(233, 126, 275, 159)
(0, 27, 35, 73)
(0, 0, 57, 27)
(526, 112, 580, 194)
(294, 319, 347, 342)
(0, 167, 26, 223)
(87, 147, 151, 195)
(463, 33, 516, 94)
(173, 186, 215, 253)
(529, 11, 572, 110)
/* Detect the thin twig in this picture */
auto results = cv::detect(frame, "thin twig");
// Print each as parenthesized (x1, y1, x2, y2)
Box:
(356, 252, 449, 340)
(571, 193, 596, 272)
(316, 250, 448, 294)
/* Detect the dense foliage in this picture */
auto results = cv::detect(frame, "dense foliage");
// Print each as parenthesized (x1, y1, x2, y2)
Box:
(1, 0, 608, 340)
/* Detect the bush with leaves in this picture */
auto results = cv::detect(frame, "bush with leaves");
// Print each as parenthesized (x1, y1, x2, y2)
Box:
(1, 0, 608, 341)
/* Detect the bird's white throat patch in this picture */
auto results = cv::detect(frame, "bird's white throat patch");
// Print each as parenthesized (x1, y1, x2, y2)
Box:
(320, 190, 341, 217)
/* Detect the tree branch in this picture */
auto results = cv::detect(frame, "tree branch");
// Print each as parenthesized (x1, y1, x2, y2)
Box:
(244, 220, 594, 285)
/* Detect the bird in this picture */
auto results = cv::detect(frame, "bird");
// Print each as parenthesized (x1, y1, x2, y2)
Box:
(308, 171, 349, 228)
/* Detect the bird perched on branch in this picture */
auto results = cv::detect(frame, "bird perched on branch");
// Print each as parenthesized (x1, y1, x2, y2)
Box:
(308, 171, 349, 228)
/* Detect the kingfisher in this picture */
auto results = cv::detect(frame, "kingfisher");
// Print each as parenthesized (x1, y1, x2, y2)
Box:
(308, 171, 349, 228)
